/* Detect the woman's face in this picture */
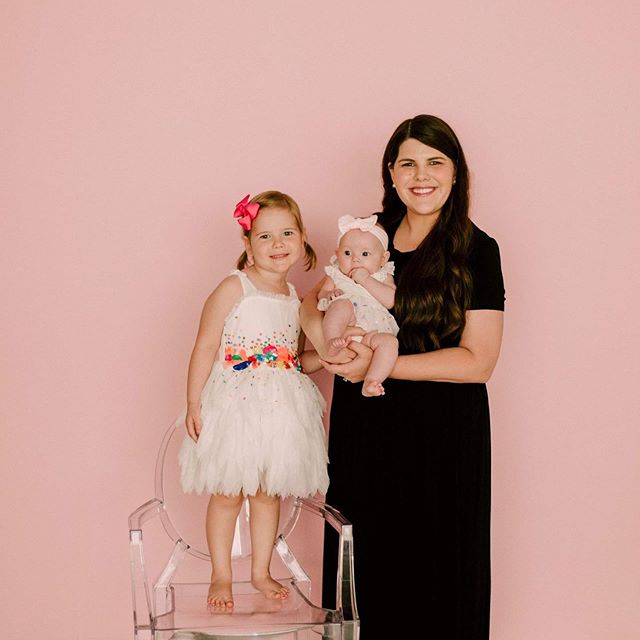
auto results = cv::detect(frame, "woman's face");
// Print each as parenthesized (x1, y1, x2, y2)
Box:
(388, 138, 456, 220)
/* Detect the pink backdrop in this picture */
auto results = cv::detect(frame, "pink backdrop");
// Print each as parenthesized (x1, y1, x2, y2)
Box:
(2, 2, 639, 638)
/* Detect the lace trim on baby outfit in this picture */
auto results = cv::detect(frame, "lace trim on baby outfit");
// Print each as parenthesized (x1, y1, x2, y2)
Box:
(326, 255, 395, 281)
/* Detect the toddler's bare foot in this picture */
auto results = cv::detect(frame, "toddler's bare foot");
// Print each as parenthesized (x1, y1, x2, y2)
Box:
(207, 579, 234, 610)
(252, 575, 290, 600)
(326, 336, 350, 357)
(362, 380, 385, 397)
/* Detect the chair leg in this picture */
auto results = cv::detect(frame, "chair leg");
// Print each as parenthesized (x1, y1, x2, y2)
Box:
(154, 539, 188, 616)
(274, 535, 311, 583)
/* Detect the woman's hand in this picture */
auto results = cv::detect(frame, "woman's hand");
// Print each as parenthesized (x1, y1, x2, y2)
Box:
(321, 340, 373, 383)
(186, 403, 202, 442)
(320, 325, 367, 364)
(321, 347, 355, 364)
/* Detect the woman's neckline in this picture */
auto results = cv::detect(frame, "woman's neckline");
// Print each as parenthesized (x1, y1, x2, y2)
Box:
(389, 216, 477, 255)
(391, 242, 416, 255)
(390, 228, 418, 255)
(389, 211, 444, 254)
(388, 216, 420, 255)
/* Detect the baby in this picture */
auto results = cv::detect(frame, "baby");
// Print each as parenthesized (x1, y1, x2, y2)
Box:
(317, 214, 399, 397)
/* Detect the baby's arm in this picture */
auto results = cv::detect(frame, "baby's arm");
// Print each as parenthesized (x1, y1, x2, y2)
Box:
(185, 275, 242, 441)
(351, 269, 396, 309)
(316, 276, 337, 307)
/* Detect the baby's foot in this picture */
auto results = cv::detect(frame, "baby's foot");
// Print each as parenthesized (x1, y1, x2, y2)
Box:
(207, 579, 234, 610)
(251, 575, 290, 600)
(362, 380, 385, 397)
(327, 336, 350, 357)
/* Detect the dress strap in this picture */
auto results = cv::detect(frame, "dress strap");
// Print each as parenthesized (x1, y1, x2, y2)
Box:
(231, 269, 257, 295)
(287, 281, 298, 298)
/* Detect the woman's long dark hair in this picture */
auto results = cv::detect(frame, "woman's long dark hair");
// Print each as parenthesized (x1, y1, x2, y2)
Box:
(381, 115, 473, 352)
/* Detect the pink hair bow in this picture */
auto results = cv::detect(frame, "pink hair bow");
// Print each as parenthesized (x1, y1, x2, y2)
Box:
(338, 214, 378, 235)
(337, 214, 388, 250)
(233, 195, 260, 231)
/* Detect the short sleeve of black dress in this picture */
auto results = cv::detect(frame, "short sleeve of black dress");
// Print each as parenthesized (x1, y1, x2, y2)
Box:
(468, 224, 505, 311)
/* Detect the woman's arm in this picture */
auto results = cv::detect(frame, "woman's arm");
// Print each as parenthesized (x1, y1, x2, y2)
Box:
(185, 276, 242, 440)
(391, 310, 503, 383)
(322, 310, 503, 384)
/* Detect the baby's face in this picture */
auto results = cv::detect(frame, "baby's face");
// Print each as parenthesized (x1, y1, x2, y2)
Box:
(335, 229, 388, 277)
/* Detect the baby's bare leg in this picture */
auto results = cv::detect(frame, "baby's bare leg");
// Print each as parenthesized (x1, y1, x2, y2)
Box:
(361, 332, 399, 397)
(206, 493, 244, 608)
(322, 299, 357, 356)
(248, 491, 289, 600)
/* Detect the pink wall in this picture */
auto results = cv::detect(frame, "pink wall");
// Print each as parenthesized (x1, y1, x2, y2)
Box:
(2, 2, 639, 638)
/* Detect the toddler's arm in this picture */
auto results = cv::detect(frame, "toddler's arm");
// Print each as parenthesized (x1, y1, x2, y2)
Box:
(185, 275, 242, 441)
(297, 330, 322, 374)
(350, 269, 396, 309)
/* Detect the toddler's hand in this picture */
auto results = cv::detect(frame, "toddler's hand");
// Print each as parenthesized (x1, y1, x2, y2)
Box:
(186, 404, 202, 442)
(350, 268, 370, 284)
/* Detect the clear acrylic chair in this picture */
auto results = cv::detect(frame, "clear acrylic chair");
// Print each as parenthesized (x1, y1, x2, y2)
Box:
(128, 419, 359, 639)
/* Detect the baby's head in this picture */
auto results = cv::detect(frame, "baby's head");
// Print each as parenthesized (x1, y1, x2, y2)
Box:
(235, 191, 316, 271)
(335, 215, 390, 276)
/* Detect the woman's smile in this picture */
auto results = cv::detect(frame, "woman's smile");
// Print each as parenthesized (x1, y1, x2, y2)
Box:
(409, 186, 436, 196)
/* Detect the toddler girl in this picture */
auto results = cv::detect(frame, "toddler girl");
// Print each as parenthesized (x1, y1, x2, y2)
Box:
(317, 214, 399, 397)
(179, 191, 329, 609)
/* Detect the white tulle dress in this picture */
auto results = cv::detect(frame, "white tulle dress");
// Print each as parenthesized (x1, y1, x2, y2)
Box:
(179, 270, 329, 498)
(317, 258, 400, 336)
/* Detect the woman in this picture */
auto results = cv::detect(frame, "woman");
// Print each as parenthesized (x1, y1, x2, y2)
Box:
(301, 114, 505, 638)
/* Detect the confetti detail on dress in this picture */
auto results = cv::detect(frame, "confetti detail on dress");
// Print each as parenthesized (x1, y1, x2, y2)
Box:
(224, 343, 302, 372)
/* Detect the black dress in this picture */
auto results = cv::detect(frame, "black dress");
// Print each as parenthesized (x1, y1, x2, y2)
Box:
(322, 222, 505, 639)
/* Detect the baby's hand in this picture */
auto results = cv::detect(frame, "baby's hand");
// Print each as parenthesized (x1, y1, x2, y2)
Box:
(350, 268, 370, 285)
(329, 288, 344, 300)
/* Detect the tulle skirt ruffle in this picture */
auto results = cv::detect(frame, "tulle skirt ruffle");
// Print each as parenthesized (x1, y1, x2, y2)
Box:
(179, 365, 329, 498)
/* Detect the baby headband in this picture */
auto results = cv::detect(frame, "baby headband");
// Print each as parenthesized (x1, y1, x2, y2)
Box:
(233, 194, 260, 231)
(337, 214, 389, 251)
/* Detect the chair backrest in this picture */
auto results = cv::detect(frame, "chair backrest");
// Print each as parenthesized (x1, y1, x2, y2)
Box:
(155, 419, 296, 561)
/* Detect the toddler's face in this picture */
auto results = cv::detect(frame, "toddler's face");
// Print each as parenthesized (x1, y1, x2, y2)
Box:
(245, 207, 304, 273)
(335, 229, 389, 277)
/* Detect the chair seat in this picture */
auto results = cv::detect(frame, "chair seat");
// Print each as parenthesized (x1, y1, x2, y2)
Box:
(128, 420, 358, 639)
(154, 579, 339, 638)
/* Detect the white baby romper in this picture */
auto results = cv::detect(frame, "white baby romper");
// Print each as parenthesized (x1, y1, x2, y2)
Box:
(319, 257, 400, 336)
(180, 270, 329, 498)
